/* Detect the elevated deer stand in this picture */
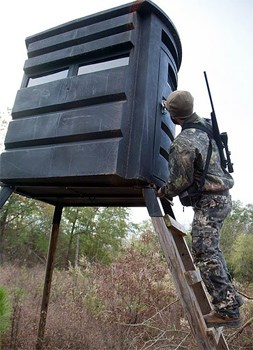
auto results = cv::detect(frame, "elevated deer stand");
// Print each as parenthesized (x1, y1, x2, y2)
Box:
(0, 1, 230, 349)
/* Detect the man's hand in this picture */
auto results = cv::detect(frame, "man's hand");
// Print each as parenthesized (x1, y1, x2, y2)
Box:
(157, 186, 166, 198)
(157, 186, 173, 203)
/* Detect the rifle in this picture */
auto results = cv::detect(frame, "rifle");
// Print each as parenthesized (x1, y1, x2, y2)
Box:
(204, 71, 234, 173)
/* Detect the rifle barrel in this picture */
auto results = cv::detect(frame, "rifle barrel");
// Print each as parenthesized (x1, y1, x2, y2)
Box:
(204, 71, 215, 113)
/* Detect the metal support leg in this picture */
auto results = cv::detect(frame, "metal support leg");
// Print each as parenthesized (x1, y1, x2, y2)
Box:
(36, 205, 63, 350)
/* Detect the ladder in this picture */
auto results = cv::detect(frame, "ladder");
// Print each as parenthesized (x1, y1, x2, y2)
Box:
(143, 188, 229, 350)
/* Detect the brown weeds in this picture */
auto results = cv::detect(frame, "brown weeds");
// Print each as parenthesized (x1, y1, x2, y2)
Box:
(0, 251, 252, 349)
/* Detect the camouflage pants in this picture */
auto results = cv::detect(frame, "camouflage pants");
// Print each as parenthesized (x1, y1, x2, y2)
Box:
(191, 193, 240, 317)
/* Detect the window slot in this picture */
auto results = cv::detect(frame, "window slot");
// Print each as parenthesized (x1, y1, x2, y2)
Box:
(161, 121, 174, 142)
(78, 56, 129, 75)
(168, 64, 177, 90)
(161, 30, 178, 68)
(160, 147, 169, 161)
(27, 69, 69, 87)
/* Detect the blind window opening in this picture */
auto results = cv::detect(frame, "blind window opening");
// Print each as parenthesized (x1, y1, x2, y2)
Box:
(78, 57, 129, 75)
(27, 69, 69, 87)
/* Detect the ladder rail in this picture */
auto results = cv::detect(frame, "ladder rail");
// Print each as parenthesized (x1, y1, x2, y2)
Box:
(143, 188, 229, 350)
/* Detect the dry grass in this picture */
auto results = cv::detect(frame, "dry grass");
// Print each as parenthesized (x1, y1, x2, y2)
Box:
(0, 251, 253, 349)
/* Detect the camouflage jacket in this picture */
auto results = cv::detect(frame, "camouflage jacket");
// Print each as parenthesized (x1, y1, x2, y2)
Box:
(162, 113, 234, 198)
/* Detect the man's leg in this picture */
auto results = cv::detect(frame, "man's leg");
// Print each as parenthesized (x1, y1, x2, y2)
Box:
(191, 194, 241, 318)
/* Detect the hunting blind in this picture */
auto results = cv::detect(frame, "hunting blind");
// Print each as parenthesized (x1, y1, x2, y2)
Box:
(0, 0, 181, 207)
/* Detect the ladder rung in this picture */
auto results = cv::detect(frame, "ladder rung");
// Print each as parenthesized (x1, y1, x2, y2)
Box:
(185, 270, 202, 285)
(164, 215, 187, 236)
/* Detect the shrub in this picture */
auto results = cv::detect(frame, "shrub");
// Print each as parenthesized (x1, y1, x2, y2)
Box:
(0, 286, 11, 348)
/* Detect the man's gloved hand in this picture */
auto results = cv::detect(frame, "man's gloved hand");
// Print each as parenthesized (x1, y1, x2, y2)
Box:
(157, 186, 166, 198)
(157, 186, 173, 203)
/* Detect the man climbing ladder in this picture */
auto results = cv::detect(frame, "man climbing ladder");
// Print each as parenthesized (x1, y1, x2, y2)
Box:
(157, 90, 244, 328)
(144, 187, 229, 350)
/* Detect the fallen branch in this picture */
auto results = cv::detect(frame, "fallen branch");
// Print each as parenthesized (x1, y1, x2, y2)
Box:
(119, 299, 190, 350)
(237, 290, 253, 300)
(140, 330, 166, 350)
(174, 332, 191, 350)
(227, 316, 253, 342)
(118, 299, 180, 328)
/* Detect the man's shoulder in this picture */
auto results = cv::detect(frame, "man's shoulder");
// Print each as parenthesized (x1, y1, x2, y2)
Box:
(181, 116, 212, 137)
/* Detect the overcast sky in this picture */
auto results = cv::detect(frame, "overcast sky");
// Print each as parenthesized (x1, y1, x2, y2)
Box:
(0, 0, 252, 226)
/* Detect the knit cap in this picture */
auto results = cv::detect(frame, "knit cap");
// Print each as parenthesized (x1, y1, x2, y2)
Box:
(165, 90, 194, 118)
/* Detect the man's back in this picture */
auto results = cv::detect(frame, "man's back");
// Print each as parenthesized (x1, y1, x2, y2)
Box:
(173, 115, 234, 194)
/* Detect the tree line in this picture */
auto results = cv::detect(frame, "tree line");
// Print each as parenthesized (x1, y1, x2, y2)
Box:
(0, 193, 141, 267)
(0, 193, 253, 284)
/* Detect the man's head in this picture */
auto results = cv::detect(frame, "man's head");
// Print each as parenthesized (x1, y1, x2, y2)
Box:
(164, 90, 194, 123)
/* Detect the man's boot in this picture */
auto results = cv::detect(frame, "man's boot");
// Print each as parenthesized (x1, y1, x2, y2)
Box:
(204, 310, 243, 328)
